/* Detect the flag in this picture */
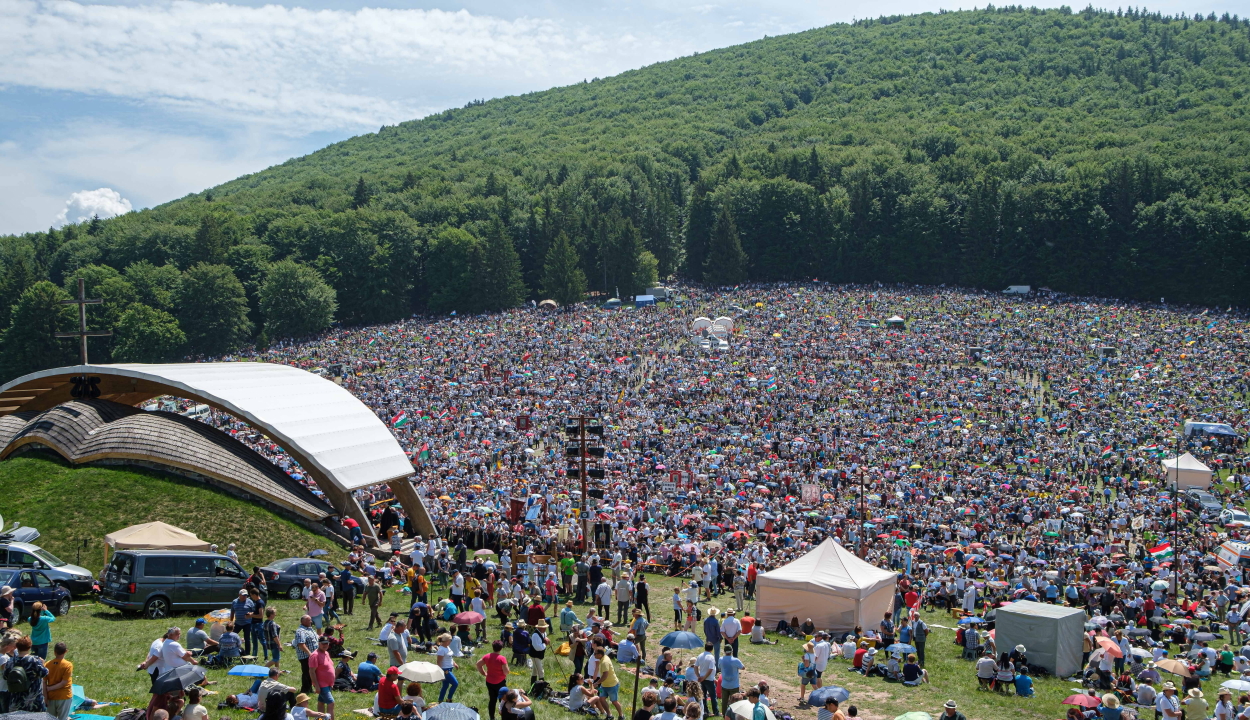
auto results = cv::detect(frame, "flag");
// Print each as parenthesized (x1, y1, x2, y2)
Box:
(1101, 445, 1113, 458)
(391, 411, 410, 428)
(368, 338, 378, 347)
(418, 443, 430, 461)
(1148, 542, 1173, 560)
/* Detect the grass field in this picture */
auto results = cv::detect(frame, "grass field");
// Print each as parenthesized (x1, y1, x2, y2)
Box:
(0, 455, 1087, 719)
(41, 569, 1090, 720)
(0, 454, 343, 572)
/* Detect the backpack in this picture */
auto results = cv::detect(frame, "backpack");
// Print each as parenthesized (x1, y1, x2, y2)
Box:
(4, 657, 30, 694)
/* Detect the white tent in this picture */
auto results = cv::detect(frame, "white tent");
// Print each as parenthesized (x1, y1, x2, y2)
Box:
(755, 538, 896, 633)
(995, 601, 1085, 677)
(1161, 452, 1212, 490)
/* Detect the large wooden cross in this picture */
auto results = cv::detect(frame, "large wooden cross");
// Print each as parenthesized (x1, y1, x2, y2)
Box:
(55, 277, 112, 365)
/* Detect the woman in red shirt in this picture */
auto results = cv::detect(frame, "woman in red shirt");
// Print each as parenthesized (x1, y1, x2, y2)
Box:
(378, 667, 403, 716)
(477, 639, 511, 720)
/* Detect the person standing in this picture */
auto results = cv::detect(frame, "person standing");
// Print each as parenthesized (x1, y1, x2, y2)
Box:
(703, 608, 721, 658)
(0, 634, 15, 713)
(812, 632, 832, 689)
(231, 589, 255, 657)
(43, 642, 74, 720)
(616, 574, 634, 625)
(436, 633, 459, 702)
(262, 607, 282, 666)
(695, 643, 718, 717)
(717, 646, 744, 712)
(305, 581, 326, 631)
(293, 614, 319, 695)
(912, 615, 929, 667)
(476, 640, 509, 720)
(388, 621, 409, 668)
(595, 578, 613, 620)
(9, 636, 49, 712)
(733, 571, 746, 613)
(634, 573, 651, 621)
(529, 621, 548, 685)
(630, 609, 650, 661)
(721, 609, 742, 658)
(28, 602, 55, 658)
(592, 647, 622, 720)
(365, 576, 384, 630)
(309, 636, 336, 720)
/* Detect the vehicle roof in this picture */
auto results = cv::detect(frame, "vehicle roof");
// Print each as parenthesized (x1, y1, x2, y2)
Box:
(114, 550, 230, 558)
(266, 557, 327, 565)
(0, 541, 42, 551)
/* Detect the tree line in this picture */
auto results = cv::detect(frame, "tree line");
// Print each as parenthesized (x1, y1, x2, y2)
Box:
(1, 5, 1249, 378)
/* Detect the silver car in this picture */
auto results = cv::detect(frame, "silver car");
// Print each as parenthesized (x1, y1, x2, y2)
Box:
(0, 541, 94, 596)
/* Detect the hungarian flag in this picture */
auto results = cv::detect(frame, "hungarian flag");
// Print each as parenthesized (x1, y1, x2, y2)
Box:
(368, 337, 378, 347)
(1148, 542, 1174, 560)
(1101, 445, 1113, 458)
(391, 411, 410, 428)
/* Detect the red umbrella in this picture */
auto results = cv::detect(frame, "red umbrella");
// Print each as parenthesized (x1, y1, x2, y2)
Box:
(1096, 637, 1123, 658)
(452, 611, 485, 625)
(1062, 695, 1101, 708)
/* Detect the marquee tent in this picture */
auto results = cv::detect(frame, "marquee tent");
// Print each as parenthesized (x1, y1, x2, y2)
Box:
(995, 601, 1085, 677)
(105, 521, 210, 551)
(755, 538, 896, 633)
(1161, 452, 1212, 490)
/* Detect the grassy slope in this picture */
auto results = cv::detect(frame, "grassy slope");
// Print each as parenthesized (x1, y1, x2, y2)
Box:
(0, 453, 341, 573)
(46, 563, 1074, 719)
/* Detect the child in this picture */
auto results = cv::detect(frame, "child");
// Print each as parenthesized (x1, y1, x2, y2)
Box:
(672, 589, 683, 628)
(293, 692, 330, 720)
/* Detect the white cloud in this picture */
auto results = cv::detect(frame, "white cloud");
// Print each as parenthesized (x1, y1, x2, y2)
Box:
(0, 0, 692, 133)
(53, 188, 133, 228)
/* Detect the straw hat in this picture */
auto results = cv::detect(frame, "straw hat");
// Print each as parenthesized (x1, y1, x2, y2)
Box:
(1102, 694, 1119, 708)
(1188, 689, 1204, 699)
(295, 693, 310, 704)
(1163, 682, 1176, 691)
(708, 607, 720, 617)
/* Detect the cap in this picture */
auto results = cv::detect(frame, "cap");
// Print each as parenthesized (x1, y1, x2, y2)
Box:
(238, 589, 247, 596)
(387, 666, 400, 676)
(195, 618, 206, 625)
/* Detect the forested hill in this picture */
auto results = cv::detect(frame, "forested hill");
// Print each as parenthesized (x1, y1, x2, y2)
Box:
(2, 6, 1250, 376)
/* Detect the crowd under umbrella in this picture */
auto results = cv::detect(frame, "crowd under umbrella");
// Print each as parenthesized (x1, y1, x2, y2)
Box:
(152, 664, 206, 694)
(424, 704, 480, 720)
(807, 686, 851, 705)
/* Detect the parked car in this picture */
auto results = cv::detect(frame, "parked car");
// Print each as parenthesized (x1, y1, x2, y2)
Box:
(259, 557, 364, 600)
(1185, 489, 1222, 514)
(99, 550, 248, 619)
(0, 540, 94, 596)
(1220, 508, 1250, 527)
(0, 568, 72, 617)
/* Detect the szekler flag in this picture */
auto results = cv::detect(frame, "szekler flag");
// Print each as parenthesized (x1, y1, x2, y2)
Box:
(418, 443, 430, 461)
(1148, 541, 1174, 560)
(391, 411, 410, 428)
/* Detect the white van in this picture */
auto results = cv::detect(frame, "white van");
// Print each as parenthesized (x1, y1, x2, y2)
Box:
(1003, 285, 1031, 295)
(182, 404, 211, 420)
(1217, 541, 1250, 570)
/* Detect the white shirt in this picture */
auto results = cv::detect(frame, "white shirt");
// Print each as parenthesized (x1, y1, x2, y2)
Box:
(721, 616, 741, 640)
(695, 651, 716, 681)
(158, 639, 189, 673)
(813, 640, 832, 670)
(437, 644, 454, 669)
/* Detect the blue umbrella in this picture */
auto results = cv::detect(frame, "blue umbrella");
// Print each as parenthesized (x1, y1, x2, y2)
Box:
(886, 643, 917, 655)
(307, 549, 329, 557)
(228, 664, 270, 677)
(425, 703, 480, 720)
(958, 616, 985, 625)
(808, 686, 850, 705)
(658, 631, 704, 650)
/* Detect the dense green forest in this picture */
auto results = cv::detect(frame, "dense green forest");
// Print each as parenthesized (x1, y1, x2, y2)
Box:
(2, 5, 1250, 377)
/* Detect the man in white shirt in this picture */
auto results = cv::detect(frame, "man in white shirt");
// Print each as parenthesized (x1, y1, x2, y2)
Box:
(1157, 682, 1181, 719)
(695, 643, 718, 716)
(615, 575, 634, 625)
(812, 632, 832, 688)
(595, 579, 614, 618)
(720, 609, 742, 658)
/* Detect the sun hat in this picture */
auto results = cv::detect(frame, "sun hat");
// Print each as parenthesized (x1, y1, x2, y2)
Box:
(1015, 645, 1026, 653)
(944, 700, 958, 709)
(1188, 689, 1204, 699)
(1103, 694, 1120, 708)
(295, 694, 310, 705)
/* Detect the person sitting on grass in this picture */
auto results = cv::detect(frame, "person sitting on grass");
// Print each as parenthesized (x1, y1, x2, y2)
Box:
(902, 654, 928, 686)
(569, 673, 611, 716)
(1013, 667, 1034, 697)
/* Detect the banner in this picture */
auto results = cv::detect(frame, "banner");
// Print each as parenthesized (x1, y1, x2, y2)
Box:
(801, 483, 821, 503)
(1131, 515, 1145, 530)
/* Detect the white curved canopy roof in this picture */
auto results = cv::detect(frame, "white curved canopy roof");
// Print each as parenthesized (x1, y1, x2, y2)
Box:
(0, 363, 413, 493)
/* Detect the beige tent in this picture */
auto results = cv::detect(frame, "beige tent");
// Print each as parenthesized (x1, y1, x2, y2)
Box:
(1161, 452, 1212, 490)
(755, 538, 897, 633)
(105, 521, 210, 551)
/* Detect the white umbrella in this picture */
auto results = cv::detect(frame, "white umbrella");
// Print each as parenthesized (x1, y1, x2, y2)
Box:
(1221, 679, 1250, 692)
(729, 701, 776, 720)
(399, 661, 445, 683)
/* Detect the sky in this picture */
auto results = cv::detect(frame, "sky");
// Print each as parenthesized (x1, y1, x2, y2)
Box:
(1, 0, 1241, 236)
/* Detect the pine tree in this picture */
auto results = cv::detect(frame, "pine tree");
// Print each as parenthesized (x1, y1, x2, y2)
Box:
(683, 183, 714, 277)
(479, 218, 526, 311)
(191, 215, 228, 266)
(542, 231, 586, 307)
(703, 205, 747, 286)
(351, 177, 371, 209)
(484, 171, 502, 197)
(401, 171, 417, 191)
(0, 281, 76, 378)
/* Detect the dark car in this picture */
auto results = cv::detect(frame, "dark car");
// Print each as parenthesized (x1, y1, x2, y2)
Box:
(99, 550, 248, 619)
(1, 568, 72, 617)
(260, 558, 365, 600)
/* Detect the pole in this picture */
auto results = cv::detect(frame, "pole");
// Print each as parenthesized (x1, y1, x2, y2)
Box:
(631, 657, 641, 717)
(1171, 421, 1181, 598)
(579, 417, 590, 554)
(859, 468, 866, 558)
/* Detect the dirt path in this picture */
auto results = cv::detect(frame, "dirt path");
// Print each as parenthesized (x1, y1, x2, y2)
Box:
(738, 670, 893, 720)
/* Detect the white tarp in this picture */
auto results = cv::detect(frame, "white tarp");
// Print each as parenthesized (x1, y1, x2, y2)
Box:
(1161, 452, 1212, 490)
(755, 538, 896, 633)
(994, 601, 1085, 677)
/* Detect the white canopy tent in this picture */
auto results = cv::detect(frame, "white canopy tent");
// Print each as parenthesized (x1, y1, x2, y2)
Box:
(1161, 452, 1212, 490)
(755, 538, 896, 633)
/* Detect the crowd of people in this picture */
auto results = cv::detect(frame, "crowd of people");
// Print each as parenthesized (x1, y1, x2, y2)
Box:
(166, 281, 1250, 718)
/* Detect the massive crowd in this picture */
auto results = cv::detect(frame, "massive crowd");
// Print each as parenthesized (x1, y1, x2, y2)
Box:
(169, 282, 1250, 718)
